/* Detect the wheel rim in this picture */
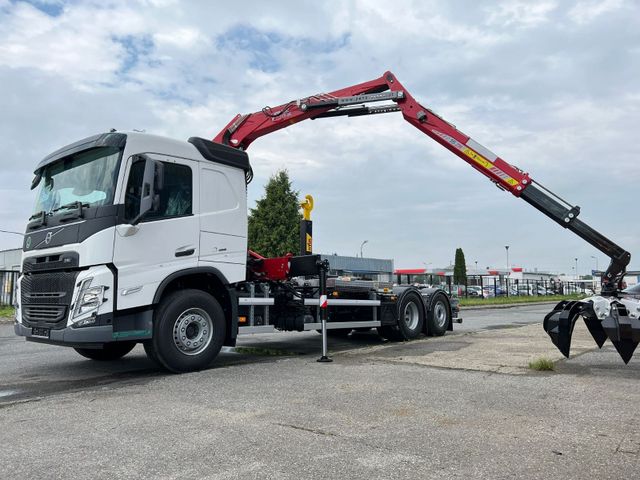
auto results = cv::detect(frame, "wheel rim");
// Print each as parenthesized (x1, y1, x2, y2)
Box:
(403, 301, 420, 330)
(172, 308, 213, 356)
(434, 301, 448, 328)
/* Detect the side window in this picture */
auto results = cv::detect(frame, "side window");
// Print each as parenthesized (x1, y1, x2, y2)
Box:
(124, 159, 192, 221)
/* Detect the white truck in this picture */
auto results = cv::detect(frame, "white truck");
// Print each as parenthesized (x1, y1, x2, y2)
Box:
(15, 71, 637, 370)
(14, 132, 458, 373)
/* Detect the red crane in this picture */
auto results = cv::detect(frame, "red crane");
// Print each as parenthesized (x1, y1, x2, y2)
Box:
(214, 71, 636, 362)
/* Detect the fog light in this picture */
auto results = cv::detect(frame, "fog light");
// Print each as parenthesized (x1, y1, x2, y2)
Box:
(75, 316, 97, 327)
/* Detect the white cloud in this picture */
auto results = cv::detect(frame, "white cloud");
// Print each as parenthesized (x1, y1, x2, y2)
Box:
(568, 0, 625, 24)
(486, 1, 557, 28)
(0, 0, 638, 273)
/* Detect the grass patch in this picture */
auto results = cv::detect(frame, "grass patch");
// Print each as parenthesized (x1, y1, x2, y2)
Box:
(528, 357, 555, 371)
(459, 294, 585, 307)
(0, 305, 15, 319)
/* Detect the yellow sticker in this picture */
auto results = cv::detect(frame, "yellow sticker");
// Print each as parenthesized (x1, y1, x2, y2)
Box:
(306, 233, 312, 253)
(463, 147, 493, 169)
(462, 148, 518, 186)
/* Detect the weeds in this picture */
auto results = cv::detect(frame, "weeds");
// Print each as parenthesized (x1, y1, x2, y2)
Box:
(528, 357, 555, 371)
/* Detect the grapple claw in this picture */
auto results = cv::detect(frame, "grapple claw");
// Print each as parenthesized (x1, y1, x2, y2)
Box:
(603, 303, 639, 364)
(544, 296, 640, 363)
(579, 301, 608, 348)
(543, 300, 582, 358)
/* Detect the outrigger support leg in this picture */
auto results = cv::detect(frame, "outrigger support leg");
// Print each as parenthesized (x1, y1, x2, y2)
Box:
(317, 259, 333, 363)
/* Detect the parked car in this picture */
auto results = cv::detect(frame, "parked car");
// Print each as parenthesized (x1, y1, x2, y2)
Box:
(483, 285, 507, 297)
(439, 284, 465, 296)
(622, 284, 640, 299)
(467, 285, 483, 297)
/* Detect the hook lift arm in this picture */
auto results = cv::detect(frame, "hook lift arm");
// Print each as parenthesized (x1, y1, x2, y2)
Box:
(214, 71, 630, 295)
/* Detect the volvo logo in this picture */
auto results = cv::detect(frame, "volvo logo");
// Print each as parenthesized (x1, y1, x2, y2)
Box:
(33, 227, 64, 249)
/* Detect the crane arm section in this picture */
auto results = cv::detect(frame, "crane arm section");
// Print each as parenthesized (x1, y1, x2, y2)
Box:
(213, 71, 630, 294)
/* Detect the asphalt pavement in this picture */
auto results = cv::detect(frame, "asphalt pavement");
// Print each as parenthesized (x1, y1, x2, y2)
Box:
(1, 305, 638, 479)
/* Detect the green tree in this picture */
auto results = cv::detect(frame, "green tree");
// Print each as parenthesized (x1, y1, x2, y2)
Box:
(248, 170, 302, 257)
(453, 248, 467, 285)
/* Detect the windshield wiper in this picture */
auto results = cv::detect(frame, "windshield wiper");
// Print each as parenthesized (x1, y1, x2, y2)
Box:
(52, 201, 90, 222)
(29, 210, 45, 221)
(50, 201, 90, 214)
(27, 210, 47, 229)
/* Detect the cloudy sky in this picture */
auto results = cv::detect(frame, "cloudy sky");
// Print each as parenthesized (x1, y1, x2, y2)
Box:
(0, 0, 638, 275)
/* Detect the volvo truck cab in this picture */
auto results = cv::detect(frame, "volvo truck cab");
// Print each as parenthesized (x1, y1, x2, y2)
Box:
(16, 132, 250, 354)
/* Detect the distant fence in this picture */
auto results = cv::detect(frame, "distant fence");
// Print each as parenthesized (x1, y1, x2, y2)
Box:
(1, 270, 19, 306)
(445, 275, 593, 298)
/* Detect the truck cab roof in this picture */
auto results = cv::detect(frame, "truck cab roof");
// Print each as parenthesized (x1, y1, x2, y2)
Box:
(36, 131, 251, 175)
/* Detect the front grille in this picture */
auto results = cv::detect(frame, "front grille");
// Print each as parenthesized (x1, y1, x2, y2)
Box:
(23, 305, 67, 325)
(21, 270, 79, 329)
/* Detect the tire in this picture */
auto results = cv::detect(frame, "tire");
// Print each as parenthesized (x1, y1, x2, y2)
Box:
(74, 341, 136, 361)
(427, 292, 451, 336)
(378, 292, 424, 341)
(151, 289, 226, 373)
(143, 340, 160, 366)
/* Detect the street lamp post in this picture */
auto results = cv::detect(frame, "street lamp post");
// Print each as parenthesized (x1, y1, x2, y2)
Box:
(590, 255, 598, 274)
(474, 260, 479, 288)
(575, 257, 579, 280)
(360, 240, 368, 258)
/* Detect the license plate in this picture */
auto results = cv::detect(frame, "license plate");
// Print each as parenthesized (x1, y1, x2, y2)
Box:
(31, 327, 50, 338)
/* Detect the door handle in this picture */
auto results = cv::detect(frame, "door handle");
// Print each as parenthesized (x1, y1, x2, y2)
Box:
(175, 248, 195, 257)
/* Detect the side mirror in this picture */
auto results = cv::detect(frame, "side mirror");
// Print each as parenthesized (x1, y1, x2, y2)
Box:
(131, 155, 160, 226)
(31, 171, 42, 190)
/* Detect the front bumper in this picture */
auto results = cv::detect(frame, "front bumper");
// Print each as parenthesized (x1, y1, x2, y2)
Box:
(15, 321, 115, 346)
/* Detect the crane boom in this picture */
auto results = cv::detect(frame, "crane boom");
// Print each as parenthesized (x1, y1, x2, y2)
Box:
(214, 71, 630, 294)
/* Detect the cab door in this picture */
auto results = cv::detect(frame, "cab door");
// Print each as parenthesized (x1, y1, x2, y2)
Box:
(198, 163, 247, 285)
(113, 154, 200, 311)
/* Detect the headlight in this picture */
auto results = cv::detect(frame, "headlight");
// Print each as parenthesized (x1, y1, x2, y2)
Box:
(72, 278, 105, 322)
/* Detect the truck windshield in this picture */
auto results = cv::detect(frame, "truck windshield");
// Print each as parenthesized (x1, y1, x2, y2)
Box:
(32, 147, 122, 215)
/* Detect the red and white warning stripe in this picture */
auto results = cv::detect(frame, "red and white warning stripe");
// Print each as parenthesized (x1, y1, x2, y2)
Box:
(320, 295, 328, 308)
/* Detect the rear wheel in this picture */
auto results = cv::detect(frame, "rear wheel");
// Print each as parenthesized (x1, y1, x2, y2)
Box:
(150, 289, 226, 373)
(378, 292, 424, 341)
(427, 292, 450, 336)
(74, 342, 136, 361)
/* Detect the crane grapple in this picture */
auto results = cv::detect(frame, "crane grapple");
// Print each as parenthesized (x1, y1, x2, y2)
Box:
(544, 297, 640, 363)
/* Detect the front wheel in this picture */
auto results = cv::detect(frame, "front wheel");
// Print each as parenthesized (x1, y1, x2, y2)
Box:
(74, 341, 136, 361)
(148, 289, 226, 373)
